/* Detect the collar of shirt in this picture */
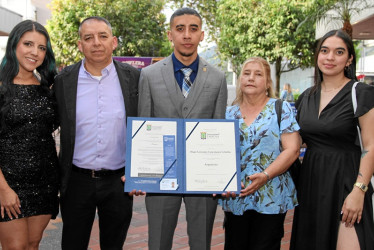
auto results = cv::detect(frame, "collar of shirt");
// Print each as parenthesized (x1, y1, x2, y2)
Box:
(172, 53, 199, 90)
(81, 58, 114, 79)
(172, 53, 199, 73)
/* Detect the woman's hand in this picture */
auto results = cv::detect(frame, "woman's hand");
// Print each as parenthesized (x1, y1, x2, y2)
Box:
(240, 173, 267, 197)
(0, 187, 21, 219)
(341, 188, 365, 227)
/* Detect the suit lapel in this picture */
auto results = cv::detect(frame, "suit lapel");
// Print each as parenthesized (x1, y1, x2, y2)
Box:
(161, 56, 183, 117)
(63, 63, 80, 126)
(183, 56, 208, 116)
(114, 60, 130, 116)
(62, 62, 80, 143)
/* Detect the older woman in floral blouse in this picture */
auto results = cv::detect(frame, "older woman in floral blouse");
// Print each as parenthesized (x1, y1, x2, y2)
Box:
(219, 57, 301, 250)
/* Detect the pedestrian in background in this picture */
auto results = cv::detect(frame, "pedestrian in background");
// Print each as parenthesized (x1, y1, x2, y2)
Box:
(54, 16, 140, 250)
(291, 29, 374, 250)
(280, 83, 294, 102)
(0, 20, 59, 249)
(138, 7, 227, 250)
(219, 57, 300, 250)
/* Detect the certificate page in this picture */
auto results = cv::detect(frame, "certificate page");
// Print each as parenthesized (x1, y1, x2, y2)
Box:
(130, 120, 177, 178)
(185, 121, 239, 192)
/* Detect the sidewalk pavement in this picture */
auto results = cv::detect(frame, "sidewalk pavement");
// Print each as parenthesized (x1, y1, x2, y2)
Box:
(38, 195, 293, 250)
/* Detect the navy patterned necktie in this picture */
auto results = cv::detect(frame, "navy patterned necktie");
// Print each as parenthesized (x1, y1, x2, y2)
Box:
(181, 68, 193, 98)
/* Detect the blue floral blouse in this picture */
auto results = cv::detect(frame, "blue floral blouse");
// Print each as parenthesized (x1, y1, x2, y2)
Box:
(219, 98, 299, 215)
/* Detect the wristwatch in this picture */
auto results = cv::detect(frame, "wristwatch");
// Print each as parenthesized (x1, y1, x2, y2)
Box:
(354, 182, 368, 192)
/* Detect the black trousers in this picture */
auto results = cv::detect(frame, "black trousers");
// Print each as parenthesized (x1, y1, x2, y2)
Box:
(224, 210, 287, 250)
(60, 170, 133, 250)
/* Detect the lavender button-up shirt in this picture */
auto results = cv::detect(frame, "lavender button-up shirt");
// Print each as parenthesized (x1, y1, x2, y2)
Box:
(73, 60, 126, 170)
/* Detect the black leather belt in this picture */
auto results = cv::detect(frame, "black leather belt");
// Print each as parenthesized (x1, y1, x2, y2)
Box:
(72, 164, 125, 178)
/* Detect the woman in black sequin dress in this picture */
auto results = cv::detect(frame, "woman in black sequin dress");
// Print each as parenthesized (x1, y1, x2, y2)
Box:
(0, 20, 59, 249)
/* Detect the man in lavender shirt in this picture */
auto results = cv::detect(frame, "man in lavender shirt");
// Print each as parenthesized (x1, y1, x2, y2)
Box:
(53, 17, 140, 250)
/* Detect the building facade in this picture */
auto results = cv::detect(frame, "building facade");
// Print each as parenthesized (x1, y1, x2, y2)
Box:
(0, 0, 51, 59)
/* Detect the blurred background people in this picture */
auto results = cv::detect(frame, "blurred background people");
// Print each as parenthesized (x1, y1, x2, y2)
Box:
(280, 83, 294, 102)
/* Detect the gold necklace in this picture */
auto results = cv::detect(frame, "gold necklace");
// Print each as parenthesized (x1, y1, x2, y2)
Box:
(322, 82, 345, 92)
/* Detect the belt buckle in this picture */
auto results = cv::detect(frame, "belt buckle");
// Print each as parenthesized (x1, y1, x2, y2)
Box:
(91, 170, 100, 178)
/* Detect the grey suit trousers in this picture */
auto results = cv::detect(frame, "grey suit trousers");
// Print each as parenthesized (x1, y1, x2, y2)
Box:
(146, 194, 217, 250)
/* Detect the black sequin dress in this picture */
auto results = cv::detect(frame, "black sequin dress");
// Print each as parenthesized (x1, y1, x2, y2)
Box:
(0, 84, 59, 222)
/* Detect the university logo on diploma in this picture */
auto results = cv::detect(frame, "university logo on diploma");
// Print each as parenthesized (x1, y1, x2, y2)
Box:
(200, 132, 207, 139)
(124, 117, 241, 194)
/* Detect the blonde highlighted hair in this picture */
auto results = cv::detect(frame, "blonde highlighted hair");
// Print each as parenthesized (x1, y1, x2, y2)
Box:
(232, 57, 275, 105)
(284, 83, 292, 93)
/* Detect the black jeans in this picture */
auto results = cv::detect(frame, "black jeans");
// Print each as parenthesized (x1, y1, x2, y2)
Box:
(224, 210, 287, 250)
(60, 170, 133, 250)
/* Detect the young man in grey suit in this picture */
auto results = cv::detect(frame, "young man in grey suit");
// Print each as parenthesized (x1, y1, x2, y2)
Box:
(54, 17, 140, 249)
(138, 8, 228, 250)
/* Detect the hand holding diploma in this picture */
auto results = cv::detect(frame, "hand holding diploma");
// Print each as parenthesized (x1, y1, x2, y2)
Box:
(121, 175, 146, 196)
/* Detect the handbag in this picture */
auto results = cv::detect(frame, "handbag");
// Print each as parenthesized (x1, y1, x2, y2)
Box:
(275, 99, 301, 188)
(351, 82, 374, 190)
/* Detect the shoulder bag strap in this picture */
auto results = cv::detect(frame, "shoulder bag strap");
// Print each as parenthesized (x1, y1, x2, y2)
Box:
(275, 99, 283, 128)
(352, 82, 363, 152)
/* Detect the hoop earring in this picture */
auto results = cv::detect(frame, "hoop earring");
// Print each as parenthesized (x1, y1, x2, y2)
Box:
(344, 65, 350, 74)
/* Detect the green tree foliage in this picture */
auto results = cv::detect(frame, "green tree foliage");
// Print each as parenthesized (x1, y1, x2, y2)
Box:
(216, 0, 316, 95)
(47, 0, 172, 66)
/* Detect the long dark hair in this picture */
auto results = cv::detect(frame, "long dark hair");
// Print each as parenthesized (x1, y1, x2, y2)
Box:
(0, 20, 57, 132)
(312, 29, 357, 93)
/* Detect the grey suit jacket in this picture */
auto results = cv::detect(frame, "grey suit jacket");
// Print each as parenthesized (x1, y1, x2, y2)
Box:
(138, 55, 227, 119)
(53, 60, 139, 196)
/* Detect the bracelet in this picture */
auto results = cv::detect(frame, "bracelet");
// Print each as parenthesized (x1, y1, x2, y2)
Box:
(353, 182, 368, 192)
(262, 171, 270, 181)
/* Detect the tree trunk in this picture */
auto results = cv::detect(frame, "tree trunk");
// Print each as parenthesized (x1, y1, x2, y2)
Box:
(343, 20, 353, 39)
